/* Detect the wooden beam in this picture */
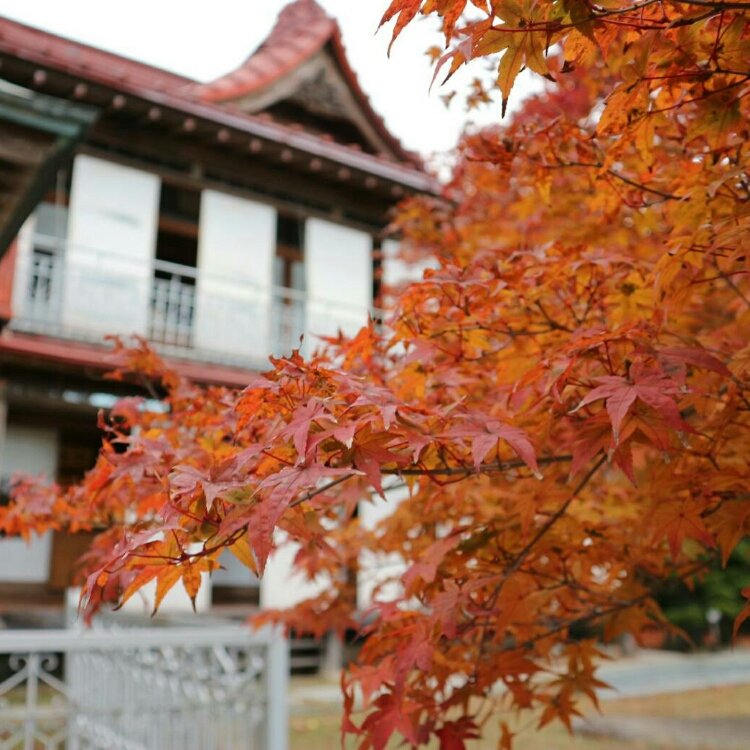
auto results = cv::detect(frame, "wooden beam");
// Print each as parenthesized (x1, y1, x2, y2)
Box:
(87, 120, 395, 229)
(0, 121, 50, 166)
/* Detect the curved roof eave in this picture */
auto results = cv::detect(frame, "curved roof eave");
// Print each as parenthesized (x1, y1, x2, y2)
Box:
(188, 0, 422, 167)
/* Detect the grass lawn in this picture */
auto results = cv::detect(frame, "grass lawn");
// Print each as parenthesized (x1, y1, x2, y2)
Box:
(290, 682, 750, 749)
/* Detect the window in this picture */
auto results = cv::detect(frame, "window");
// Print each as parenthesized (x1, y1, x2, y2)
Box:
(27, 203, 67, 321)
(26, 170, 70, 322)
(155, 183, 200, 268)
(150, 183, 200, 348)
(274, 213, 305, 290)
(273, 213, 306, 353)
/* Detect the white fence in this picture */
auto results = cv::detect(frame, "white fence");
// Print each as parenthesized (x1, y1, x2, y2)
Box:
(0, 625, 288, 750)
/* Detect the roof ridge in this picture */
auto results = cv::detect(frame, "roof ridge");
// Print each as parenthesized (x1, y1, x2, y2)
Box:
(191, 0, 335, 104)
(276, 0, 329, 25)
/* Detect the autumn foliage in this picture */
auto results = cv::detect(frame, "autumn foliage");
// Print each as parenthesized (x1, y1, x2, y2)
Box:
(3, 0, 750, 747)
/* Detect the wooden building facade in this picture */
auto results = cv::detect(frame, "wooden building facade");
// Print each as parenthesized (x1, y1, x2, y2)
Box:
(0, 0, 434, 621)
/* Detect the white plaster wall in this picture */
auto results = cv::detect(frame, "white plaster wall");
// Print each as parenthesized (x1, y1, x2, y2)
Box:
(0, 424, 58, 583)
(305, 219, 372, 345)
(117, 541, 212, 615)
(357, 485, 408, 611)
(11, 214, 35, 320)
(260, 531, 329, 610)
(117, 574, 212, 616)
(214, 548, 259, 587)
(63, 154, 160, 337)
(382, 238, 438, 297)
(194, 190, 275, 360)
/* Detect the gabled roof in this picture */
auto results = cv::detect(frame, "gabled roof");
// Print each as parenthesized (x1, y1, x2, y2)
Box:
(188, 0, 413, 162)
(0, 2, 429, 181)
(194, 0, 335, 102)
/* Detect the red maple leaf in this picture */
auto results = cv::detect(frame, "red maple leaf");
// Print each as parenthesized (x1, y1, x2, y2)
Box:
(351, 431, 407, 496)
(403, 535, 461, 591)
(169, 464, 245, 511)
(436, 717, 480, 749)
(652, 497, 715, 559)
(570, 411, 636, 482)
(360, 692, 419, 750)
(278, 398, 330, 460)
(573, 364, 690, 444)
(431, 579, 462, 638)
(656, 346, 731, 378)
(445, 416, 540, 476)
(252, 464, 353, 571)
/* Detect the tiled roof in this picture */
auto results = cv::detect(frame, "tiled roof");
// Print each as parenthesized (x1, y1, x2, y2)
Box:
(193, 0, 335, 102)
(0, 1, 423, 169)
(187, 0, 416, 163)
(0, 11, 438, 184)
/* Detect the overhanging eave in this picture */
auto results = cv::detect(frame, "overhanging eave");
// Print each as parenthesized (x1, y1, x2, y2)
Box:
(0, 82, 98, 259)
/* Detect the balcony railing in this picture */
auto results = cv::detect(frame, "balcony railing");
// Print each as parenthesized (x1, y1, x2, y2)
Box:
(12, 235, 379, 369)
(150, 260, 197, 349)
(272, 286, 306, 355)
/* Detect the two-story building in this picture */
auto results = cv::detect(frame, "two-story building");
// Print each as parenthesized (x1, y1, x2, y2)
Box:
(0, 0, 434, 622)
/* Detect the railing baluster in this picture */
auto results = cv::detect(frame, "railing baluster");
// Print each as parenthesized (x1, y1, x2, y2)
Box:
(148, 268, 197, 350)
(23, 654, 37, 750)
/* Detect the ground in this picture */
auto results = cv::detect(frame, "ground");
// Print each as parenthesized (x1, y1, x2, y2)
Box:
(289, 677, 750, 749)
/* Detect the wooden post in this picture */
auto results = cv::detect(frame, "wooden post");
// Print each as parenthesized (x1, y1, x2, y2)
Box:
(0, 380, 8, 479)
(322, 630, 344, 677)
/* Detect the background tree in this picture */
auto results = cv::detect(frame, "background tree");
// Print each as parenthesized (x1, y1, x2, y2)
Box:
(3, 1, 750, 748)
(657, 541, 750, 646)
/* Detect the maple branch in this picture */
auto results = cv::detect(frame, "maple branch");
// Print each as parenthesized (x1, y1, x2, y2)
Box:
(535, 301, 572, 332)
(465, 454, 607, 687)
(606, 170, 683, 201)
(667, 0, 750, 8)
(650, 75, 750, 114)
(591, 0, 662, 15)
(515, 593, 655, 648)
(519, 560, 713, 647)
(504, 454, 608, 579)
(285, 454, 576, 558)
(381, 455, 572, 477)
(199, 528, 245, 558)
(289, 473, 358, 509)
(261, 449, 295, 467)
(475, 0, 735, 40)
(543, 158, 683, 201)
(719, 270, 750, 308)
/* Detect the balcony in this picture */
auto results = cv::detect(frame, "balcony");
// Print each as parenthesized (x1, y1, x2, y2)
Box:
(11, 234, 377, 370)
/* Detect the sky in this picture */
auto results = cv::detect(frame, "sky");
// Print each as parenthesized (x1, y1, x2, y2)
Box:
(0, 0, 532, 162)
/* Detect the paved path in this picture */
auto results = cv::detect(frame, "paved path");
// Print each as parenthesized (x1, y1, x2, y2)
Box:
(288, 648, 750, 720)
(596, 649, 750, 699)
(577, 716, 750, 749)
(289, 677, 342, 714)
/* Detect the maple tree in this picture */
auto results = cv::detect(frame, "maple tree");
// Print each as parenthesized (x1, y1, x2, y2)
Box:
(3, 0, 750, 747)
